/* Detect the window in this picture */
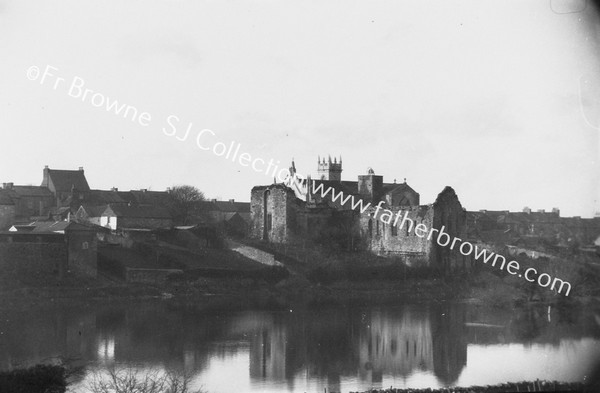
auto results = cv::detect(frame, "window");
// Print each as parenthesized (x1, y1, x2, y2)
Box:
(82, 241, 89, 250)
(267, 213, 272, 231)
(376, 220, 380, 236)
(405, 225, 409, 236)
(368, 219, 373, 237)
(391, 223, 397, 236)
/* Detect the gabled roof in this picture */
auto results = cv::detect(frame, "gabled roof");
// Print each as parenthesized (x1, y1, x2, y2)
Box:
(11, 186, 53, 197)
(78, 204, 109, 217)
(45, 169, 90, 192)
(200, 200, 250, 213)
(87, 190, 127, 204)
(382, 182, 418, 196)
(104, 204, 172, 219)
(0, 190, 15, 205)
(10, 220, 73, 233)
(127, 190, 174, 206)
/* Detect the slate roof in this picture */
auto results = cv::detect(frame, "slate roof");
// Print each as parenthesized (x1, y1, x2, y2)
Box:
(11, 186, 53, 197)
(127, 190, 174, 206)
(46, 169, 90, 192)
(87, 190, 127, 204)
(200, 200, 250, 213)
(104, 204, 172, 219)
(31, 221, 71, 232)
(78, 204, 109, 217)
(381, 182, 419, 196)
(0, 190, 15, 205)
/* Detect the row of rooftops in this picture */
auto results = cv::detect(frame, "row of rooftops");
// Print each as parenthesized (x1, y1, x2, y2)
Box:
(0, 166, 250, 212)
(467, 208, 600, 226)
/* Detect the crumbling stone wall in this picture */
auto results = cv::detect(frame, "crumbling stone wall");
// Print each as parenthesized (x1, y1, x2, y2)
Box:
(250, 184, 295, 243)
(0, 242, 66, 276)
(431, 187, 469, 273)
(361, 205, 433, 266)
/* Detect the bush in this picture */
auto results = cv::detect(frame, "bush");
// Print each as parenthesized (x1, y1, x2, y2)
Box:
(0, 364, 67, 393)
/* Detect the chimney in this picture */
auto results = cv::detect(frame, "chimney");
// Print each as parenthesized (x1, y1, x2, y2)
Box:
(537, 209, 545, 213)
(78, 167, 84, 172)
(141, 189, 147, 193)
(523, 207, 531, 214)
(229, 199, 235, 203)
(5, 182, 13, 189)
(111, 187, 118, 192)
(552, 207, 560, 216)
(42, 165, 49, 187)
(166, 187, 171, 193)
(211, 198, 217, 203)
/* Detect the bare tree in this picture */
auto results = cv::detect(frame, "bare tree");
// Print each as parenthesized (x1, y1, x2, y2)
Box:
(170, 185, 206, 225)
(87, 366, 205, 393)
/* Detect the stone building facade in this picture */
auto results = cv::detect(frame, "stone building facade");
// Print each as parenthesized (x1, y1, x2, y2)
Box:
(250, 158, 468, 271)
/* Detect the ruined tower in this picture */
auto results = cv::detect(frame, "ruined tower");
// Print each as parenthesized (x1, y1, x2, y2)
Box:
(317, 155, 342, 181)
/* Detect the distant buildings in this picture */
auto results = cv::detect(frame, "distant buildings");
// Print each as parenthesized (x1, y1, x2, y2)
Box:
(0, 166, 250, 233)
(0, 166, 251, 279)
(466, 207, 600, 252)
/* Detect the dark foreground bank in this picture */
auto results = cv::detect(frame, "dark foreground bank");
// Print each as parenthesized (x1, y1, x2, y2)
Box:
(0, 365, 594, 393)
(347, 380, 592, 392)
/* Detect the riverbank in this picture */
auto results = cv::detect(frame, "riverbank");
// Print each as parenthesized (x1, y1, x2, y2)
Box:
(1, 238, 599, 311)
(0, 363, 594, 393)
(346, 380, 592, 392)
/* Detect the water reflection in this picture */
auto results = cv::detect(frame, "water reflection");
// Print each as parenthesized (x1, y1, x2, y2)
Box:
(0, 301, 598, 392)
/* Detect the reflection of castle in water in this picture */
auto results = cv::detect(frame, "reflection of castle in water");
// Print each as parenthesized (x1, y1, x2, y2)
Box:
(1, 302, 597, 389)
(358, 310, 434, 380)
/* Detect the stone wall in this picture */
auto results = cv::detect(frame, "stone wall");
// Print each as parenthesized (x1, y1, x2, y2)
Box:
(67, 230, 98, 278)
(250, 184, 295, 243)
(0, 205, 15, 230)
(361, 205, 433, 266)
(431, 187, 469, 273)
(125, 268, 183, 285)
(0, 241, 66, 276)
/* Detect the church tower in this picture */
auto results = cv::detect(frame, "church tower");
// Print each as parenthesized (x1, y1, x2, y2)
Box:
(317, 155, 342, 181)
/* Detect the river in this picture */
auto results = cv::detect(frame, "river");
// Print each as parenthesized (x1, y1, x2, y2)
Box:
(0, 300, 598, 393)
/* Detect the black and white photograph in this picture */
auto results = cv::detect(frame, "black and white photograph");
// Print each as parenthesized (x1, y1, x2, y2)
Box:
(1, 1, 600, 392)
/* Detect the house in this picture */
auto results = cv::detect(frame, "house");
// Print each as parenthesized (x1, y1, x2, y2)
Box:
(41, 166, 90, 207)
(0, 190, 15, 230)
(0, 183, 54, 221)
(196, 199, 251, 233)
(75, 204, 109, 226)
(101, 204, 173, 230)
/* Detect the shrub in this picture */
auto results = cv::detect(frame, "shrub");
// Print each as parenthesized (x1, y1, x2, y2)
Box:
(0, 364, 67, 393)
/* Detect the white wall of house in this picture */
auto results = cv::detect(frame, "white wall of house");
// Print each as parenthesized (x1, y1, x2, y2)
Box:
(100, 215, 117, 230)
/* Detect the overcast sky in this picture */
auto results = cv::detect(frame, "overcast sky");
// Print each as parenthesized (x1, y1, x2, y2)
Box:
(1, 0, 599, 217)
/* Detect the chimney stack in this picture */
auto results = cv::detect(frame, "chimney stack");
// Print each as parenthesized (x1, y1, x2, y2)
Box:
(229, 199, 235, 203)
(78, 167, 84, 171)
(42, 166, 50, 187)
